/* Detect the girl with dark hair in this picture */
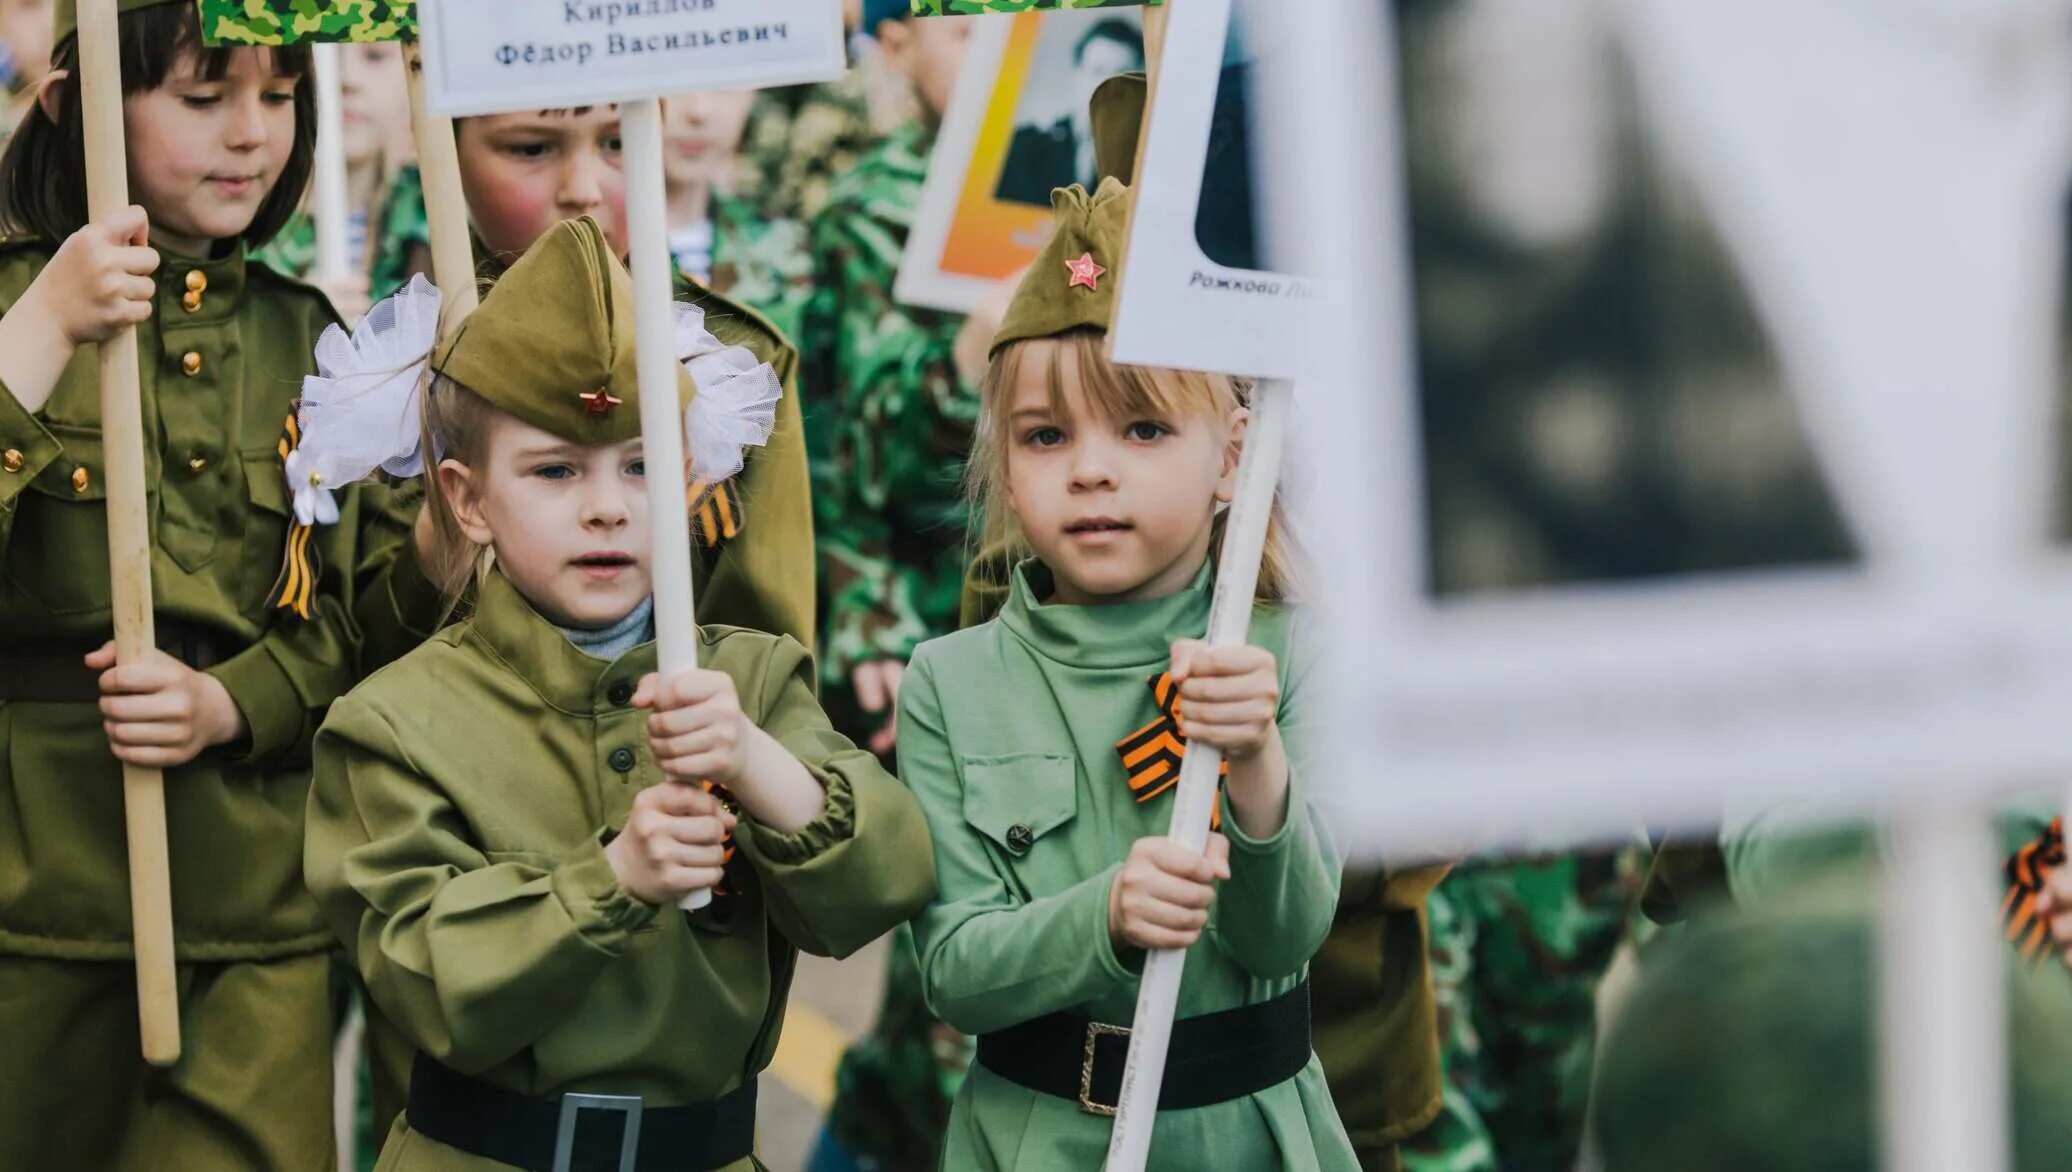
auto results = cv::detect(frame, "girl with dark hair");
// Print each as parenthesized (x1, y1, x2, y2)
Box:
(0, 2, 423, 1167)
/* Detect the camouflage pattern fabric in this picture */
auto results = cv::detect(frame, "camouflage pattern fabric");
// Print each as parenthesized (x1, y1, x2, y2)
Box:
(1403, 852, 1643, 1172)
(705, 192, 814, 349)
(738, 65, 884, 226)
(248, 163, 431, 303)
(198, 0, 414, 45)
(824, 924, 975, 1168)
(803, 119, 975, 701)
(911, 0, 1160, 14)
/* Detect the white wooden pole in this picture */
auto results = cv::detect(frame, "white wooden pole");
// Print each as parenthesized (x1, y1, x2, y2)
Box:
(1105, 377, 1294, 1171)
(311, 43, 353, 289)
(403, 44, 480, 326)
(622, 97, 712, 912)
(1879, 795, 2007, 1172)
(76, 0, 179, 1068)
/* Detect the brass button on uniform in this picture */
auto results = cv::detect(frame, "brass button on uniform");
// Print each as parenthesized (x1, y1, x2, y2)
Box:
(181, 290, 203, 314)
(2, 449, 21, 473)
(180, 351, 202, 377)
(184, 270, 207, 294)
(608, 747, 637, 773)
(1006, 824, 1035, 854)
(187, 455, 209, 474)
(71, 466, 89, 495)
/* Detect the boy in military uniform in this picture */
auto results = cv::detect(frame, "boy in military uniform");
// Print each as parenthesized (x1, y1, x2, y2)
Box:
(305, 216, 935, 1172)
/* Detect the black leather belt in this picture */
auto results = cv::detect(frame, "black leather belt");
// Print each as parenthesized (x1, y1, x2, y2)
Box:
(406, 1054, 757, 1172)
(976, 980, 1313, 1116)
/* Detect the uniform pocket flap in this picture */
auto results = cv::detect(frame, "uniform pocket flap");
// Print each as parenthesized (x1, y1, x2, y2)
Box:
(26, 423, 107, 502)
(242, 449, 291, 516)
(961, 754, 1078, 856)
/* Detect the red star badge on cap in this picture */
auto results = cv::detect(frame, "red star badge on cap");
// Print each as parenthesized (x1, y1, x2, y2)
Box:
(580, 389, 623, 418)
(1065, 252, 1106, 291)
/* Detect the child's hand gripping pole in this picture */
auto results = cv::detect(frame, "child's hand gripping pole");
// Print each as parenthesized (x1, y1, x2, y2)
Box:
(1103, 379, 1294, 1171)
(622, 98, 712, 911)
(74, 0, 179, 1067)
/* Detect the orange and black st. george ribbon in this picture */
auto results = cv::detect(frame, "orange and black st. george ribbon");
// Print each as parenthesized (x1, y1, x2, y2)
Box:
(2002, 817, 2065, 964)
(1115, 672, 1225, 831)
(266, 405, 322, 621)
(701, 779, 740, 900)
(688, 477, 743, 549)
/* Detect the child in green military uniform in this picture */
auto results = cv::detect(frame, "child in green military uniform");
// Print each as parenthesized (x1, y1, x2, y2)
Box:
(0, 1, 424, 1166)
(896, 176, 1356, 1170)
(303, 217, 937, 1172)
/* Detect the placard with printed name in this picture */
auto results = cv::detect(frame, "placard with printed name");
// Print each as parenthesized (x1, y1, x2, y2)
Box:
(417, 0, 845, 117)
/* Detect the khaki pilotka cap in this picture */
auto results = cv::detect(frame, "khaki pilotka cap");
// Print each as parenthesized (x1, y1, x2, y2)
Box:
(990, 72, 1148, 354)
(54, 0, 181, 43)
(432, 216, 695, 445)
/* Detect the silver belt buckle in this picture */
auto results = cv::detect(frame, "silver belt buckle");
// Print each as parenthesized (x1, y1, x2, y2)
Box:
(552, 1092, 644, 1172)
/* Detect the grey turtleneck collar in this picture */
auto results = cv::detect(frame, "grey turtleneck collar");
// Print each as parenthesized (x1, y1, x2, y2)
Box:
(557, 596, 655, 662)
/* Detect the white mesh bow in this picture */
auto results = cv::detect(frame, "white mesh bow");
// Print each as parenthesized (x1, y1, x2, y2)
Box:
(288, 276, 443, 526)
(676, 303, 781, 485)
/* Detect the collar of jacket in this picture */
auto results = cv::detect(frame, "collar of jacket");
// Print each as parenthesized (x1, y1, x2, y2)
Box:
(465, 570, 657, 716)
(996, 555, 1214, 671)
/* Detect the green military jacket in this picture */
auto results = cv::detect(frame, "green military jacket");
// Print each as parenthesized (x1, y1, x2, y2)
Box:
(305, 571, 935, 1169)
(0, 238, 420, 959)
(900, 560, 1359, 1170)
(1722, 796, 2057, 908)
(804, 119, 975, 691)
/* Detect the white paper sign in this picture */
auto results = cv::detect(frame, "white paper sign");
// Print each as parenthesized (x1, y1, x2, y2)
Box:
(1109, 0, 1313, 381)
(418, 0, 845, 117)
(1289, 0, 2072, 853)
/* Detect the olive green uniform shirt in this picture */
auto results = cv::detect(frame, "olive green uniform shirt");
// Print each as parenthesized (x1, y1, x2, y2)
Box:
(0, 239, 419, 959)
(902, 562, 1359, 1170)
(305, 571, 936, 1170)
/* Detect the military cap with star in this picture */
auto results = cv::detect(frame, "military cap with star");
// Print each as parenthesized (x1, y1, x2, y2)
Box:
(991, 72, 1148, 353)
(433, 216, 695, 444)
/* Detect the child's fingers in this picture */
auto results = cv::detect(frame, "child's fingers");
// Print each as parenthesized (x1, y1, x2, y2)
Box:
(645, 704, 724, 741)
(1140, 839, 1219, 885)
(105, 720, 189, 749)
(1131, 868, 1216, 911)
(110, 743, 189, 770)
(1206, 833, 1231, 879)
(97, 661, 182, 696)
(100, 691, 188, 723)
(1125, 920, 1206, 951)
(642, 783, 721, 818)
(1169, 639, 1208, 683)
(1127, 896, 1210, 935)
(1177, 698, 1276, 728)
(657, 669, 734, 710)
(83, 641, 118, 671)
(659, 839, 729, 869)
(649, 724, 729, 761)
(114, 244, 159, 277)
(98, 204, 150, 246)
(657, 751, 734, 784)
(1176, 673, 1273, 705)
(631, 673, 660, 710)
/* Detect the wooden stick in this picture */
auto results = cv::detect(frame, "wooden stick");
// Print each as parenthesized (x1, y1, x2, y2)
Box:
(1105, 377, 1292, 1171)
(311, 44, 353, 288)
(76, 0, 178, 1068)
(404, 43, 479, 329)
(621, 98, 712, 913)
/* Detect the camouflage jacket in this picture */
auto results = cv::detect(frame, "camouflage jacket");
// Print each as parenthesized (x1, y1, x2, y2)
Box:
(804, 119, 976, 687)
(739, 69, 878, 227)
(248, 163, 430, 304)
(703, 193, 815, 352)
